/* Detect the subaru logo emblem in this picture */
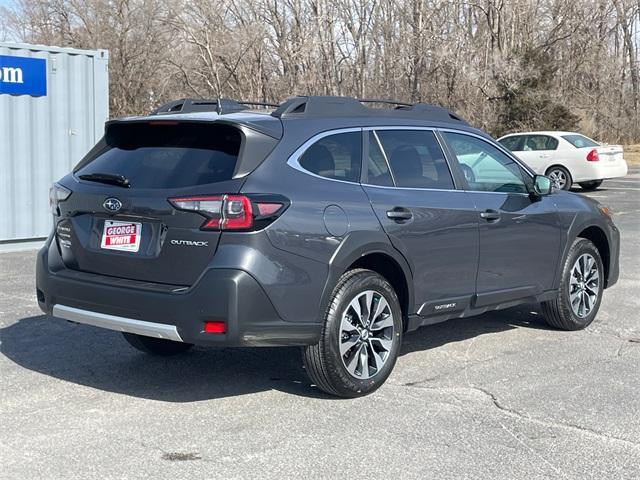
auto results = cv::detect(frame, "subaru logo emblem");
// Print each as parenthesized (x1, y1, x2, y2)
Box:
(103, 198, 122, 212)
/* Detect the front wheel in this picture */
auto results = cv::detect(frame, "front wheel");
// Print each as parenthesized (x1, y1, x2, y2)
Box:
(579, 180, 603, 191)
(122, 332, 193, 355)
(303, 269, 403, 397)
(541, 238, 604, 330)
(546, 166, 573, 190)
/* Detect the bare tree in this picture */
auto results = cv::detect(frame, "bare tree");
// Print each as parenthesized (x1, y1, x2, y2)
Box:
(3, 0, 639, 142)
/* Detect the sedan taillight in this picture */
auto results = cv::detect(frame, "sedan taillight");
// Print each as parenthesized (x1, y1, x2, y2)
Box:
(586, 149, 600, 162)
(168, 194, 288, 231)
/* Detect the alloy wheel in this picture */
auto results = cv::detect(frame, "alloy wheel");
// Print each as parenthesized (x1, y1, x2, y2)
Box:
(548, 169, 568, 189)
(569, 253, 600, 318)
(339, 290, 395, 379)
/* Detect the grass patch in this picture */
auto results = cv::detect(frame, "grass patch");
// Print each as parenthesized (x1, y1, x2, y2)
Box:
(625, 144, 640, 166)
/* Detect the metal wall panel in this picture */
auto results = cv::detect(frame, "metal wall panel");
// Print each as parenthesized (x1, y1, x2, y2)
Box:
(0, 42, 109, 241)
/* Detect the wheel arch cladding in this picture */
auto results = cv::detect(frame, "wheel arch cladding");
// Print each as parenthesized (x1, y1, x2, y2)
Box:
(348, 253, 410, 327)
(320, 231, 414, 327)
(577, 225, 610, 286)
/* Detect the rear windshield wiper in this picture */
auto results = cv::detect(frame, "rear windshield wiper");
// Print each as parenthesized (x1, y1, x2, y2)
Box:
(78, 172, 131, 188)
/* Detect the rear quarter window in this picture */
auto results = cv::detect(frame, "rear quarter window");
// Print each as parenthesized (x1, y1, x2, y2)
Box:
(75, 122, 243, 189)
(298, 131, 362, 182)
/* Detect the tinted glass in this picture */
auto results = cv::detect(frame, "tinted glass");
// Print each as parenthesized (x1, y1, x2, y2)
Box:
(523, 135, 558, 151)
(75, 123, 241, 189)
(299, 131, 361, 182)
(443, 132, 528, 193)
(562, 134, 599, 148)
(375, 130, 454, 189)
(498, 136, 524, 151)
(366, 132, 393, 186)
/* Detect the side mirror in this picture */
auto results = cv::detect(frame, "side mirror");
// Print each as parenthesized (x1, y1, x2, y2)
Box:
(533, 175, 553, 196)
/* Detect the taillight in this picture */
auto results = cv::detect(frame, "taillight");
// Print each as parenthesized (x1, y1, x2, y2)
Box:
(586, 149, 599, 162)
(168, 194, 288, 231)
(49, 183, 72, 215)
(203, 320, 226, 334)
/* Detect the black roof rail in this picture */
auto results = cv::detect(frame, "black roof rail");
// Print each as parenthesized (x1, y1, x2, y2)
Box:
(271, 96, 468, 124)
(357, 98, 413, 107)
(151, 98, 279, 115)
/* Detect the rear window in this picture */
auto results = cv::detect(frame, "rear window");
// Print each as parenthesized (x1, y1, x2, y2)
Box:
(75, 122, 242, 189)
(561, 134, 599, 148)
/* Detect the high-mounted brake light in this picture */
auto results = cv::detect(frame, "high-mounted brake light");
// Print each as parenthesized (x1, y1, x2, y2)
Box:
(586, 149, 599, 162)
(147, 120, 180, 125)
(168, 194, 288, 231)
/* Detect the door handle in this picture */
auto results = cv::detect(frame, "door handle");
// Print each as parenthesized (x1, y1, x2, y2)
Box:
(540, 154, 550, 158)
(386, 207, 413, 222)
(480, 209, 501, 221)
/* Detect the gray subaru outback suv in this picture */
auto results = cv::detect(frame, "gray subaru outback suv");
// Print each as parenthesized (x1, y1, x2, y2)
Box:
(37, 96, 620, 397)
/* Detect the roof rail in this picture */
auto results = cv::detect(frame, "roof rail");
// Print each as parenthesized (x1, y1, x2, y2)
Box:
(151, 98, 279, 115)
(271, 96, 467, 124)
(150, 95, 467, 125)
(358, 98, 413, 107)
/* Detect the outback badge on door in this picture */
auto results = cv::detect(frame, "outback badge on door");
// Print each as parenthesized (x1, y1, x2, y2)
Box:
(103, 197, 122, 212)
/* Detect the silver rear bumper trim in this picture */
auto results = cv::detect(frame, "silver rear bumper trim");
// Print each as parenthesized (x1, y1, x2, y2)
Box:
(52, 304, 183, 342)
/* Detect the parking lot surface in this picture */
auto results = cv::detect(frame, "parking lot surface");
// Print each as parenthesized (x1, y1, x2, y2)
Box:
(1, 169, 639, 479)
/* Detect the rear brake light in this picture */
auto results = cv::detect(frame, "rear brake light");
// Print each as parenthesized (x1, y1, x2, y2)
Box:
(168, 194, 288, 231)
(257, 203, 283, 216)
(586, 149, 599, 162)
(204, 321, 226, 334)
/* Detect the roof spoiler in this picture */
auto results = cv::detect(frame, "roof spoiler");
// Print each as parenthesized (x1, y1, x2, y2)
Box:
(151, 98, 279, 115)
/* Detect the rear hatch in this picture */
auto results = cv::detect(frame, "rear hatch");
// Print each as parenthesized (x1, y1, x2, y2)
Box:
(54, 120, 270, 286)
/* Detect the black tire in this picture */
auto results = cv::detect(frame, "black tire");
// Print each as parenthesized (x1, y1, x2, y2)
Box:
(303, 269, 403, 398)
(546, 165, 573, 190)
(579, 180, 603, 191)
(541, 238, 604, 331)
(122, 332, 193, 355)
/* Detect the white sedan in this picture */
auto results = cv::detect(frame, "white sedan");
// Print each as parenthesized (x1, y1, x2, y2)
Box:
(497, 131, 628, 190)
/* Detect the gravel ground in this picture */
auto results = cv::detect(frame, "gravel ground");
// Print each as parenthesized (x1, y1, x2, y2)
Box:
(1, 168, 639, 479)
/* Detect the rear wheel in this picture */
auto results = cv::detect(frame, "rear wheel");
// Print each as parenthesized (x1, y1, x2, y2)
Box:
(579, 180, 603, 191)
(541, 238, 603, 330)
(303, 269, 403, 397)
(546, 166, 573, 190)
(122, 332, 193, 355)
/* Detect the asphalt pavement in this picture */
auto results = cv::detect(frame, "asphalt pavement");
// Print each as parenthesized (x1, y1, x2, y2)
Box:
(1, 168, 639, 479)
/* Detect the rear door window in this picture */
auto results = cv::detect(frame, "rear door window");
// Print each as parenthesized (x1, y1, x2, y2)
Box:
(75, 122, 242, 189)
(498, 136, 525, 151)
(523, 135, 559, 151)
(374, 130, 454, 189)
(366, 132, 394, 187)
(298, 131, 362, 182)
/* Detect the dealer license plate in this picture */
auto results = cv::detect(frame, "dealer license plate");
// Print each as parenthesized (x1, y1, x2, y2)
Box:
(100, 220, 142, 253)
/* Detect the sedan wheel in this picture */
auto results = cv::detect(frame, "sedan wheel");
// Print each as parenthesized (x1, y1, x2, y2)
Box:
(547, 167, 572, 190)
